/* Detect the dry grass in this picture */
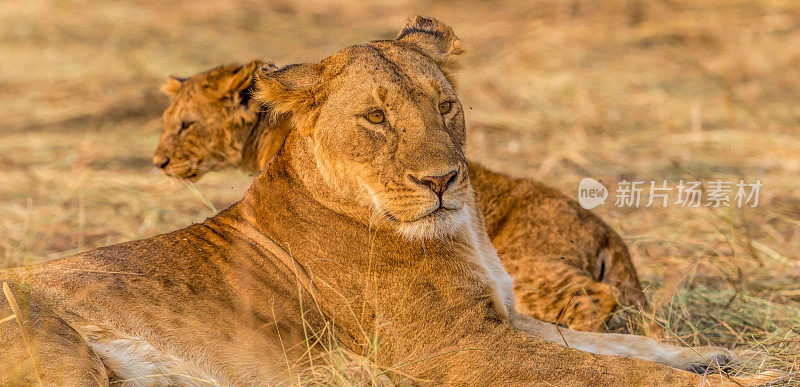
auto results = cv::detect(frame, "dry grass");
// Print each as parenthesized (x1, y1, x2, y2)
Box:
(1, 0, 799, 384)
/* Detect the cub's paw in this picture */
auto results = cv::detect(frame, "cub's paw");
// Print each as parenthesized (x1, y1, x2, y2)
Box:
(677, 346, 735, 374)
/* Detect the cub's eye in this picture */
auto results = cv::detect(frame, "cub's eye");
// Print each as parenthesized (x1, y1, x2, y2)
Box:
(178, 121, 194, 134)
(438, 101, 453, 114)
(366, 110, 385, 124)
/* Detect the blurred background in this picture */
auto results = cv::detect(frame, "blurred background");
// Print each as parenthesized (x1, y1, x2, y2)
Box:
(1, 0, 798, 380)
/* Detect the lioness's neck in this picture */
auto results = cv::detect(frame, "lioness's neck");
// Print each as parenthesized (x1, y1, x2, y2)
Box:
(236, 134, 513, 322)
(241, 133, 393, 245)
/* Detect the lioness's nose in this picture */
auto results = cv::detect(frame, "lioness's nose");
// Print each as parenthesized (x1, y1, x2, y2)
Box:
(411, 170, 458, 197)
(153, 154, 170, 169)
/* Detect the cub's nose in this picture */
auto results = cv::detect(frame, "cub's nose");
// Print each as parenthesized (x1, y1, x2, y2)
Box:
(153, 154, 170, 169)
(411, 170, 458, 197)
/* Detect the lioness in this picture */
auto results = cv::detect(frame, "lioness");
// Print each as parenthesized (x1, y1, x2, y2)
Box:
(2, 17, 734, 385)
(154, 63, 648, 333)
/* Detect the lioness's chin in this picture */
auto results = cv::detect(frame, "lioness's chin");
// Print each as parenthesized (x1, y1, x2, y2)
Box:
(395, 206, 470, 241)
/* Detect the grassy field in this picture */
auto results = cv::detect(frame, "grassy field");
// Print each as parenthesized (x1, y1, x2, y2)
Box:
(2, 0, 799, 384)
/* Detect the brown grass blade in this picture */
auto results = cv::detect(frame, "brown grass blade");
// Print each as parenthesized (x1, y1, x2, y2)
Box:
(3, 282, 43, 386)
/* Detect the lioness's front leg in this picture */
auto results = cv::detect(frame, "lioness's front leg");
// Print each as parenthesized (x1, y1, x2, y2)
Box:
(509, 311, 734, 373)
(395, 313, 720, 386)
(0, 282, 108, 386)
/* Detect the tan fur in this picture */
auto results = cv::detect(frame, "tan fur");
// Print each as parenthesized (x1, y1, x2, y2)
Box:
(2, 17, 739, 385)
(155, 64, 649, 333)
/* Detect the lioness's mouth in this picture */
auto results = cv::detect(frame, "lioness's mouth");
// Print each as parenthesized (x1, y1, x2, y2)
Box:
(380, 207, 451, 223)
(392, 205, 470, 241)
(410, 206, 459, 223)
(377, 201, 463, 225)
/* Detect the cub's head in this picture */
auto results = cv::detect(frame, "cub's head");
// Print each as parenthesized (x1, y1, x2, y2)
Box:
(256, 17, 470, 240)
(154, 60, 273, 179)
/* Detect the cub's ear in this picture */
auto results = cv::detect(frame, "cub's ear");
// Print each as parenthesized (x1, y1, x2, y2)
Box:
(396, 16, 464, 84)
(254, 63, 325, 134)
(161, 76, 187, 97)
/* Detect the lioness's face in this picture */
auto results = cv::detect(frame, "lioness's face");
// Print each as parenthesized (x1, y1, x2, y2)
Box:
(321, 46, 469, 239)
(257, 19, 469, 240)
(154, 62, 265, 180)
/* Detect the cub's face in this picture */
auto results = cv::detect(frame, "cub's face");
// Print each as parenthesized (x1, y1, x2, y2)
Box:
(257, 18, 470, 240)
(154, 61, 267, 180)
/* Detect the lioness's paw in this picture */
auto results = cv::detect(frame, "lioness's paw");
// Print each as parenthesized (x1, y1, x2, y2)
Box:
(678, 346, 735, 374)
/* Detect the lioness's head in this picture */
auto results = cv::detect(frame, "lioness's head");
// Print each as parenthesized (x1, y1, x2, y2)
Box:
(154, 60, 274, 179)
(257, 17, 470, 240)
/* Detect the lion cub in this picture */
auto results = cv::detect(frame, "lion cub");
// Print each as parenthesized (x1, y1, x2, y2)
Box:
(154, 61, 650, 333)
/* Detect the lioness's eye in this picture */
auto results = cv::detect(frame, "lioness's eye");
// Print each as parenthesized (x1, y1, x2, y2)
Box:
(438, 101, 453, 114)
(366, 110, 385, 124)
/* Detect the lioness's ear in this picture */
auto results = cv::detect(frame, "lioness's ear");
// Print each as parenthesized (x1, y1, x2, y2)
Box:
(226, 60, 272, 94)
(254, 63, 325, 134)
(396, 16, 464, 84)
(161, 76, 186, 97)
(226, 60, 276, 106)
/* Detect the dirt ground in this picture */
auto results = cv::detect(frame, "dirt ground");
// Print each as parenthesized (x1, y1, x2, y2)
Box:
(1, 0, 798, 383)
